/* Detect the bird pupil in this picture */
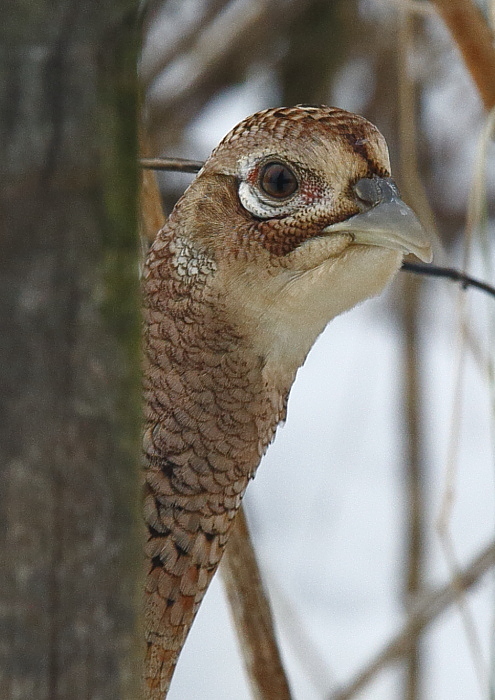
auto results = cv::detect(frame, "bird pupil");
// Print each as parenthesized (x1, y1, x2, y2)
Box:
(260, 162, 297, 199)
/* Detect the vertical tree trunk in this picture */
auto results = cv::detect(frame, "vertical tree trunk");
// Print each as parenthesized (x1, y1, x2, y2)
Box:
(0, 3, 141, 699)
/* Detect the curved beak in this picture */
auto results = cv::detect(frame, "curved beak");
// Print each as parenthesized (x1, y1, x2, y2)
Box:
(322, 178, 433, 263)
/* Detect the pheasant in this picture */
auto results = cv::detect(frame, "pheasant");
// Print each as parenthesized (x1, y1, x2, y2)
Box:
(142, 104, 431, 698)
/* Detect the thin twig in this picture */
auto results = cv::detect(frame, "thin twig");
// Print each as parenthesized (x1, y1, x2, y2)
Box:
(402, 263, 495, 299)
(140, 157, 203, 173)
(328, 539, 495, 700)
(435, 285, 488, 694)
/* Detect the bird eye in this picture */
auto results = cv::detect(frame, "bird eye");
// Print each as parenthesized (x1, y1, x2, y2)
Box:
(259, 162, 298, 199)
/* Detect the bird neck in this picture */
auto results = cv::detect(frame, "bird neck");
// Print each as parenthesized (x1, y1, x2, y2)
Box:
(142, 225, 289, 488)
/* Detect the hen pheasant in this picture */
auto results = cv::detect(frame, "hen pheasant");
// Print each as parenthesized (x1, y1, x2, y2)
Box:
(142, 104, 432, 698)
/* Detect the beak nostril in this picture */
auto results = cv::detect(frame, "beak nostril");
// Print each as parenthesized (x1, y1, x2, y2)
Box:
(354, 177, 400, 206)
(354, 178, 381, 206)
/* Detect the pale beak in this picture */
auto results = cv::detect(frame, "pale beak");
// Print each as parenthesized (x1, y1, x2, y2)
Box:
(322, 177, 433, 263)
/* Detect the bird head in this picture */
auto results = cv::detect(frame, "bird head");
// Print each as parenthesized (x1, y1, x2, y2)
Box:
(167, 105, 432, 386)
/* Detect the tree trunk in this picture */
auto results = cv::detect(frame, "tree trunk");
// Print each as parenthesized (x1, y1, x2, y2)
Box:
(0, 3, 141, 699)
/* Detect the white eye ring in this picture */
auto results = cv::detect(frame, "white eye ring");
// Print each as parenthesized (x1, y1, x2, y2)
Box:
(238, 159, 301, 219)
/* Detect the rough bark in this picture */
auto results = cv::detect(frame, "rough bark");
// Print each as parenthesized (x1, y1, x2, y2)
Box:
(0, 3, 141, 699)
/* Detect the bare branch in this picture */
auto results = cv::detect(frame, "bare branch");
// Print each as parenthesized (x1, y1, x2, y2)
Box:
(402, 262, 495, 299)
(221, 508, 293, 700)
(140, 157, 203, 173)
(328, 540, 495, 700)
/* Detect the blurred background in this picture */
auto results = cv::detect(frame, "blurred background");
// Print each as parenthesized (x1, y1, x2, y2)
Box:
(140, 1, 495, 699)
